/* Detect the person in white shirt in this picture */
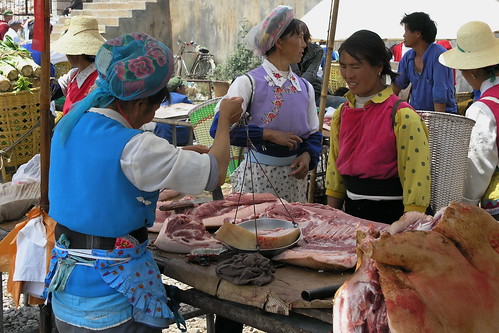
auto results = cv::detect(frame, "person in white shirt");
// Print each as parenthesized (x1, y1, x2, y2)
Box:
(5, 19, 22, 43)
(439, 21, 499, 218)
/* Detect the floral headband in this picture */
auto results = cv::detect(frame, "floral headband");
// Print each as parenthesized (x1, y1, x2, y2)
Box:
(245, 5, 295, 56)
(57, 33, 174, 144)
(96, 33, 174, 101)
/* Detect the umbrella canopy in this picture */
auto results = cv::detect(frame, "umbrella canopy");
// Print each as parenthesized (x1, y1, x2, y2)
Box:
(302, 0, 499, 41)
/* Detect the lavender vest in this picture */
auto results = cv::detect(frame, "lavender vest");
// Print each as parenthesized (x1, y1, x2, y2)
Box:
(247, 66, 312, 138)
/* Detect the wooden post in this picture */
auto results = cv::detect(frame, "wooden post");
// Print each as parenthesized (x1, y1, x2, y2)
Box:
(39, 0, 51, 211)
(39, 0, 54, 331)
(308, 0, 341, 203)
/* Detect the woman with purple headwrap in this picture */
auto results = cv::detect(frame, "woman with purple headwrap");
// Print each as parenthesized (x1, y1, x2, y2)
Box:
(44, 33, 243, 332)
(210, 5, 323, 203)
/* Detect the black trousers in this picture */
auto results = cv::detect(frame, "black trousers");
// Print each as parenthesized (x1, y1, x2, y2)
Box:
(345, 197, 404, 224)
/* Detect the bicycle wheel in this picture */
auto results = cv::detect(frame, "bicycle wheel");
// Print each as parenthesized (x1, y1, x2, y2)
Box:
(191, 57, 216, 79)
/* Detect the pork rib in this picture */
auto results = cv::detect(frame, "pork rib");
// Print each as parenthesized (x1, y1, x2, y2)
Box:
(154, 214, 222, 254)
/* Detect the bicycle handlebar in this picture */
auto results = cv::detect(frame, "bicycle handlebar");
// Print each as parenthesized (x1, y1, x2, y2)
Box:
(177, 39, 198, 47)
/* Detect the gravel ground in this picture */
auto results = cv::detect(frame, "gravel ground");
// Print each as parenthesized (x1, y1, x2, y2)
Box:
(1, 273, 264, 333)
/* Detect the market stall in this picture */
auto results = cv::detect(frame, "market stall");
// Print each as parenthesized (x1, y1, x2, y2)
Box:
(152, 246, 350, 333)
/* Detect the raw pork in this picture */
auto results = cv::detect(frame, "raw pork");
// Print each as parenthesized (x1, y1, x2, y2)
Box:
(333, 211, 433, 332)
(270, 203, 389, 270)
(154, 214, 222, 253)
(371, 202, 499, 333)
(334, 202, 499, 333)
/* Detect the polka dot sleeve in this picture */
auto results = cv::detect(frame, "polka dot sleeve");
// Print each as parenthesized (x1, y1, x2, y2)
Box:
(325, 107, 346, 199)
(394, 107, 431, 212)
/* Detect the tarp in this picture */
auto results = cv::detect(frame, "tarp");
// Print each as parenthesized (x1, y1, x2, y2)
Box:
(302, 0, 499, 41)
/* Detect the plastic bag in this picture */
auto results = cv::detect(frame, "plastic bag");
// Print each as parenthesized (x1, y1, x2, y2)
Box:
(12, 154, 41, 184)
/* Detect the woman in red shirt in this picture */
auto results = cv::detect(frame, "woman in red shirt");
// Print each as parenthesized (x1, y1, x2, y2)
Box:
(52, 15, 106, 115)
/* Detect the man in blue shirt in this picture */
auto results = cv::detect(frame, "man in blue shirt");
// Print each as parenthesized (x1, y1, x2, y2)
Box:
(392, 12, 457, 113)
(153, 76, 192, 145)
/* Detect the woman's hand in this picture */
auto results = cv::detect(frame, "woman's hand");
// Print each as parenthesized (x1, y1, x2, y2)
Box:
(289, 152, 310, 179)
(181, 145, 210, 154)
(219, 97, 244, 125)
(263, 128, 303, 150)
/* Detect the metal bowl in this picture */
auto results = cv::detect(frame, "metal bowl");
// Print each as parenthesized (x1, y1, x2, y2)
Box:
(226, 218, 301, 257)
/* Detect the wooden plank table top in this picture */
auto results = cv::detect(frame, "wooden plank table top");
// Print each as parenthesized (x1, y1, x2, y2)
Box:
(150, 240, 353, 330)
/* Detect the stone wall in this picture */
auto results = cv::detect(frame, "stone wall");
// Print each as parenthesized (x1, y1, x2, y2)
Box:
(167, 0, 320, 63)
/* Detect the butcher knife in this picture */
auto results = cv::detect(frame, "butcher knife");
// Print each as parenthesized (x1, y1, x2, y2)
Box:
(301, 284, 343, 301)
(158, 198, 212, 211)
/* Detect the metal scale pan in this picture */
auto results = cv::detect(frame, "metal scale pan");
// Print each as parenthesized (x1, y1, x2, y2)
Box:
(221, 113, 302, 257)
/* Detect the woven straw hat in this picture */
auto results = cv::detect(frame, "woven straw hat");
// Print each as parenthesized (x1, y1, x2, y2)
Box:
(439, 21, 499, 70)
(52, 16, 106, 56)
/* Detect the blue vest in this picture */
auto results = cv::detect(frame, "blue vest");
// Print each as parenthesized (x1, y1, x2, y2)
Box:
(49, 112, 159, 236)
(49, 112, 159, 296)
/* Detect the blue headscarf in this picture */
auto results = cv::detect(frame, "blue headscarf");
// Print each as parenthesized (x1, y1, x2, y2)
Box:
(58, 33, 174, 144)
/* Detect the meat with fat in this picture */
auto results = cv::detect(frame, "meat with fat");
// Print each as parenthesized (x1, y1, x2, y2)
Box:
(154, 214, 222, 253)
(271, 203, 389, 271)
(334, 202, 499, 333)
(332, 211, 433, 332)
(214, 222, 300, 250)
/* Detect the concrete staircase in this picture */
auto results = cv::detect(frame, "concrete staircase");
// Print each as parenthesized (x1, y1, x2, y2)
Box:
(51, 0, 157, 42)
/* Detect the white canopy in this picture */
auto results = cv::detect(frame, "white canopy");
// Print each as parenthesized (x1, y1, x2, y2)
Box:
(302, 0, 499, 41)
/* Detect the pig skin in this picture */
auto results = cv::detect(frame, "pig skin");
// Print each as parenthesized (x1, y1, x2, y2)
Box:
(370, 202, 499, 333)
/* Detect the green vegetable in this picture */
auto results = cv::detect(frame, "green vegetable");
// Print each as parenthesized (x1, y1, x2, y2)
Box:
(12, 75, 32, 94)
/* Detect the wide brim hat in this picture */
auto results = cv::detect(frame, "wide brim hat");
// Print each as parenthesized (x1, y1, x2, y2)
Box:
(439, 21, 499, 70)
(52, 16, 106, 56)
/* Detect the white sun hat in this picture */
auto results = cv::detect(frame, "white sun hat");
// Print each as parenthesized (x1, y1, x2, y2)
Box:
(439, 21, 499, 70)
(52, 16, 106, 56)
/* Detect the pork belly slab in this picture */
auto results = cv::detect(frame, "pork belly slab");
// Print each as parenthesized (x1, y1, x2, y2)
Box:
(154, 214, 222, 254)
(270, 203, 389, 271)
(334, 202, 499, 333)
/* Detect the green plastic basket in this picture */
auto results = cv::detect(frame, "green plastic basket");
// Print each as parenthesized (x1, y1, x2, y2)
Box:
(188, 98, 243, 175)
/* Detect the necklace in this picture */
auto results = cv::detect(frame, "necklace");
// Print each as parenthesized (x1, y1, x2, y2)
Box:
(115, 101, 133, 127)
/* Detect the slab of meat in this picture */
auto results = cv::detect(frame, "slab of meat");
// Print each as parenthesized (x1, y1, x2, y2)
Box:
(333, 232, 388, 332)
(334, 202, 499, 332)
(270, 203, 389, 271)
(214, 222, 300, 250)
(154, 214, 222, 253)
(333, 211, 433, 332)
(223, 192, 278, 205)
(370, 202, 499, 333)
(197, 201, 276, 228)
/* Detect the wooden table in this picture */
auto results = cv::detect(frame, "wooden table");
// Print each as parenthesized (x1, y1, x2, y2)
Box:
(151, 243, 352, 333)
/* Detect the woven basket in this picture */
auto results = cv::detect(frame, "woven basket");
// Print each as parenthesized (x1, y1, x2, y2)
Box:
(455, 91, 473, 104)
(0, 88, 41, 182)
(53, 61, 72, 79)
(188, 97, 243, 175)
(416, 111, 475, 212)
(329, 62, 346, 93)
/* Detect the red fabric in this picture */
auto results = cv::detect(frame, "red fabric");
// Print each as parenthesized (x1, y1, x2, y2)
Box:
(478, 84, 499, 148)
(32, 0, 45, 51)
(337, 95, 400, 179)
(436, 40, 452, 51)
(392, 43, 403, 62)
(62, 70, 98, 115)
(0, 21, 8, 40)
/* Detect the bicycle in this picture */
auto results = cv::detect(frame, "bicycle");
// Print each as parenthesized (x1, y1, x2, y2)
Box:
(173, 39, 216, 80)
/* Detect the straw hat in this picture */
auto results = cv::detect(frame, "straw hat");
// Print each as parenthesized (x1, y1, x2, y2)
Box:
(52, 16, 106, 56)
(439, 21, 499, 70)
